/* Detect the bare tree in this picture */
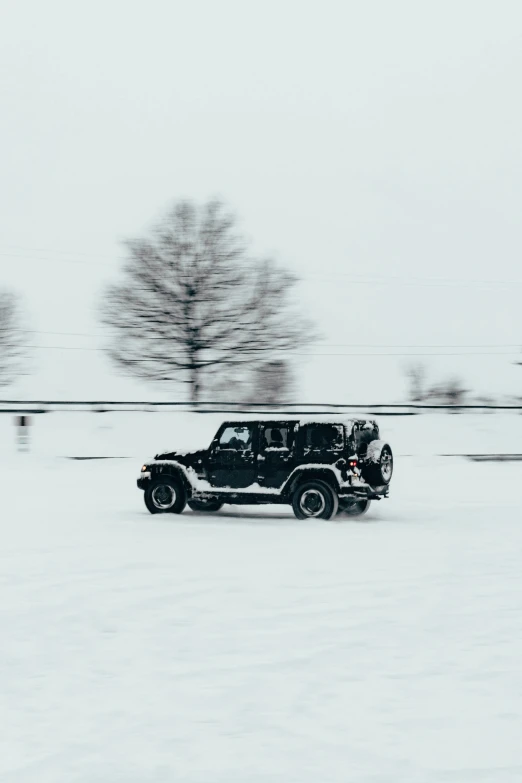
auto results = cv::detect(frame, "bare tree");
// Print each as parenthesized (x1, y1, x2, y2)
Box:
(101, 200, 314, 402)
(204, 360, 295, 405)
(405, 361, 428, 403)
(205, 374, 252, 404)
(248, 359, 295, 405)
(426, 376, 468, 409)
(0, 290, 27, 387)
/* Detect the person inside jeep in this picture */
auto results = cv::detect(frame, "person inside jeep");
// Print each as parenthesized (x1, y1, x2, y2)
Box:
(220, 425, 252, 450)
(270, 428, 284, 446)
(310, 429, 323, 448)
(308, 425, 342, 450)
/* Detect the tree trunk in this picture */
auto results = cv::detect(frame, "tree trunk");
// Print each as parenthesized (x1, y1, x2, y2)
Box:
(190, 365, 200, 405)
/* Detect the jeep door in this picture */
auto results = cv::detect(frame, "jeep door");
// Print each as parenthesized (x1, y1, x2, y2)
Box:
(256, 422, 296, 489)
(297, 423, 345, 466)
(208, 423, 257, 488)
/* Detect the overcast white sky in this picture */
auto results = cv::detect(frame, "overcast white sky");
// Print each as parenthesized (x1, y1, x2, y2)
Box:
(1, 0, 522, 401)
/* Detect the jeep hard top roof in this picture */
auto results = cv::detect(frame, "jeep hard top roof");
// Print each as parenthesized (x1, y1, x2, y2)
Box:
(218, 417, 377, 429)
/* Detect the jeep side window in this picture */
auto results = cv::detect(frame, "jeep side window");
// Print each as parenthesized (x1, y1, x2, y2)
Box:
(261, 426, 291, 451)
(304, 424, 344, 451)
(218, 425, 253, 451)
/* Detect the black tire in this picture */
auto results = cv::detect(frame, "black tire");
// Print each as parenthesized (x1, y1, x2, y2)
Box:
(363, 444, 393, 486)
(292, 480, 339, 520)
(144, 475, 186, 515)
(338, 499, 371, 517)
(188, 498, 224, 513)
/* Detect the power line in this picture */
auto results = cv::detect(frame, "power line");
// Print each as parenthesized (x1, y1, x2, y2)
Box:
(1, 328, 521, 349)
(0, 244, 119, 258)
(303, 272, 522, 287)
(2, 244, 522, 288)
(12, 344, 522, 357)
(2, 327, 521, 356)
(0, 252, 116, 267)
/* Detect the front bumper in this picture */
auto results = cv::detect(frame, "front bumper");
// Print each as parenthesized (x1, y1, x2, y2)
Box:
(137, 472, 151, 490)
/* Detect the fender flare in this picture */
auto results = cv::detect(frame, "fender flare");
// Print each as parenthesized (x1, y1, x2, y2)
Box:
(153, 461, 193, 495)
(282, 466, 342, 499)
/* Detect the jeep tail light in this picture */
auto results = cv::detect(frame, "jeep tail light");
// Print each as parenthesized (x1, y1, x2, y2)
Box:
(349, 460, 358, 468)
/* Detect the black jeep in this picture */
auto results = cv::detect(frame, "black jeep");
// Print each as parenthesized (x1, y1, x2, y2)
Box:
(137, 418, 392, 520)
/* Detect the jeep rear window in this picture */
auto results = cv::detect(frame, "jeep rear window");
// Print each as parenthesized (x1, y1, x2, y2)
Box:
(303, 424, 344, 451)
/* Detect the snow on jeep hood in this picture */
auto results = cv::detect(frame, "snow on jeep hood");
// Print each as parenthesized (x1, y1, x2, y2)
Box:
(154, 448, 191, 459)
(153, 444, 209, 462)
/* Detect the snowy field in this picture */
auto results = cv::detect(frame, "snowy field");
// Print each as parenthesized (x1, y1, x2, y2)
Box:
(2, 414, 522, 781)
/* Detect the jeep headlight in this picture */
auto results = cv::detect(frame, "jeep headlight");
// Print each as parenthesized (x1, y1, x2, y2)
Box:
(141, 465, 148, 472)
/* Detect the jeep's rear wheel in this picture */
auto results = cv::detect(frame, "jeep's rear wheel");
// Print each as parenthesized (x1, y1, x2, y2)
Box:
(338, 499, 371, 517)
(292, 480, 339, 520)
(188, 498, 224, 513)
(144, 476, 186, 514)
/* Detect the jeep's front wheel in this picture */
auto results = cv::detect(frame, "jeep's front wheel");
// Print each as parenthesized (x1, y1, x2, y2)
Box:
(144, 476, 186, 515)
(188, 498, 224, 513)
(292, 480, 339, 520)
(338, 499, 371, 517)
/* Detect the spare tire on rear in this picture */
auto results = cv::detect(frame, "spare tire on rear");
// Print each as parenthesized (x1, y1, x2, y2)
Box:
(362, 442, 393, 486)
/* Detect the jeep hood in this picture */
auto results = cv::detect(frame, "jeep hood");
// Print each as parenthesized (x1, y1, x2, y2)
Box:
(154, 448, 207, 466)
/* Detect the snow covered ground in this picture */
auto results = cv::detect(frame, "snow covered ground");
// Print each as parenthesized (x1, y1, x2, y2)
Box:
(2, 417, 522, 781)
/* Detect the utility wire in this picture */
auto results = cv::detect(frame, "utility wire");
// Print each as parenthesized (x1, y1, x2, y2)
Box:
(2, 244, 522, 287)
(10, 344, 522, 357)
(1, 327, 521, 349)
